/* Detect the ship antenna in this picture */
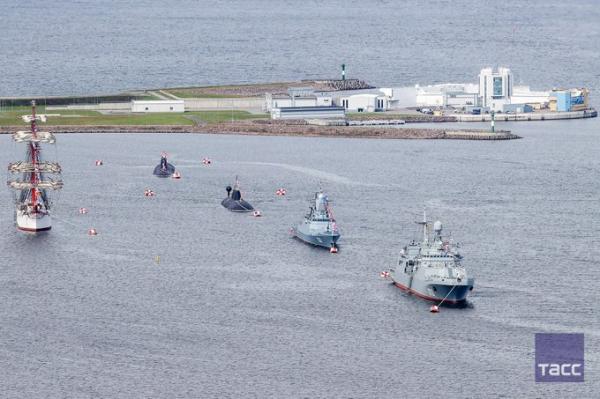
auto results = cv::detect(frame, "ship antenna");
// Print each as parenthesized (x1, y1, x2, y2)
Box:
(416, 208, 428, 243)
(423, 209, 428, 243)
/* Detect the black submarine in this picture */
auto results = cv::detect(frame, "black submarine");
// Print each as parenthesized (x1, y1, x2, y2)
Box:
(153, 154, 175, 177)
(221, 178, 254, 212)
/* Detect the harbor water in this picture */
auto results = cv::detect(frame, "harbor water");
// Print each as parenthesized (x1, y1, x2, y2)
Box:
(1, 0, 600, 397)
(1, 118, 599, 397)
(1, 0, 599, 96)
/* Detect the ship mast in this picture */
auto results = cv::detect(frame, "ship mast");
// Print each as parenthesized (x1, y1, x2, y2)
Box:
(7, 101, 62, 206)
(29, 100, 39, 206)
(417, 209, 428, 244)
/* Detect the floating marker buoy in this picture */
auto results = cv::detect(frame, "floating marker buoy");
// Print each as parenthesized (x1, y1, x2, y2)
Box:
(276, 188, 286, 196)
(202, 158, 212, 165)
(144, 189, 156, 197)
(253, 210, 262, 217)
(78, 207, 88, 214)
(172, 171, 181, 179)
(379, 271, 390, 279)
(87, 228, 97, 236)
(430, 305, 439, 313)
(95, 160, 103, 166)
(330, 246, 338, 254)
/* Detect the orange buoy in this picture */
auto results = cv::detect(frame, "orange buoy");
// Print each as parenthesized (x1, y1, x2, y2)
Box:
(87, 228, 98, 236)
(430, 305, 440, 313)
(330, 246, 338, 254)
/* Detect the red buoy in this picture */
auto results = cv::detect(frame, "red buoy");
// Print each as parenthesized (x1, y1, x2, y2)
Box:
(253, 210, 262, 217)
(430, 305, 440, 313)
(330, 246, 338, 254)
(95, 160, 103, 166)
(172, 171, 181, 179)
(87, 228, 98, 236)
(202, 158, 212, 165)
(78, 207, 88, 214)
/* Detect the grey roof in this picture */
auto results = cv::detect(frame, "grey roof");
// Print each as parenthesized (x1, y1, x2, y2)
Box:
(275, 106, 344, 112)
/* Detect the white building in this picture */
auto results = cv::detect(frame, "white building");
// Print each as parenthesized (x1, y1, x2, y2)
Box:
(265, 92, 333, 112)
(337, 93, 390, 112)
(416, 83, 479, 107)
(131, 100, 185, 113)
(510, 86, 551, 109)
(479, 67, 513, 111)
(270, 106, 345, 120)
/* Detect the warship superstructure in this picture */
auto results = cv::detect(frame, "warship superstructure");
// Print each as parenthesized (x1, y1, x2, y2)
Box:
(7, 101, 63, 232)
(292, 191, 340, 251)
(389, 212, 474, 304)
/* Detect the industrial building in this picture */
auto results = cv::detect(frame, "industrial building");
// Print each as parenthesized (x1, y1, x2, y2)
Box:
(501, 103, 533, 113)
(131, 100, 185, 113)
(549, 88, 589, 112)
(415, 67, 591, 115)
(265, 88, 333, 112)
(416, 83, 479, 107)
(270, 106, 345, 120)
(510, 86, 551, 109)
(336, 93, 390, 112)
(479, 67, 513, 111)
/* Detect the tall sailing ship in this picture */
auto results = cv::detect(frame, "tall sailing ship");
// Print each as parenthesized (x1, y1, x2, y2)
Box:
(7, 101, 63, 232)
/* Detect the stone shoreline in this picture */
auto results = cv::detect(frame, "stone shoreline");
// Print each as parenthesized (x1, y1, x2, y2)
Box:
(0, 122, 520, 140)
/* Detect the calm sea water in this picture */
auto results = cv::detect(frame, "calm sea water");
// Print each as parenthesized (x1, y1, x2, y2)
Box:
(1, 0, 599, 96)
(1, 120, 599, 397)
(1, 1, 600, 398)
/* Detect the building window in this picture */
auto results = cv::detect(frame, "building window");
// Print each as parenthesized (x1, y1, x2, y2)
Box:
(145, 107, 149, 111)
(170, 107, 173, 111)
(493, 77, 503, 97)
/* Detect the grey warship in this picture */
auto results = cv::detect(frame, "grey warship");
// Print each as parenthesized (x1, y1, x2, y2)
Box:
(389, 212, 474, 305)
(221, 178, 254, 212)
(292, 191, 340, 251)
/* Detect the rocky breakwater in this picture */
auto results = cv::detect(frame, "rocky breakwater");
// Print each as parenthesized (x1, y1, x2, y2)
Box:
(1, 121, 520, 140)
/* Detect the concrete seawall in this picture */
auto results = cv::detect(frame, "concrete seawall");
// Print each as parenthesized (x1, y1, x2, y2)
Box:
(451, 109, 597, 122)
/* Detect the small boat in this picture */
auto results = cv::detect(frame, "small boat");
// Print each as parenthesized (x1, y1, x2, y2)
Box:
(153, 153, 175, 177)
(221, 177, 254, 212)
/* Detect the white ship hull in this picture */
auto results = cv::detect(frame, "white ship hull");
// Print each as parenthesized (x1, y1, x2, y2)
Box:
(16, 209, 52, 232)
